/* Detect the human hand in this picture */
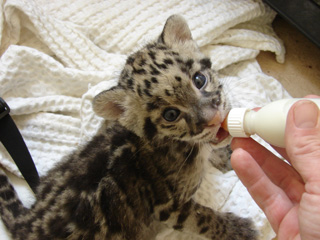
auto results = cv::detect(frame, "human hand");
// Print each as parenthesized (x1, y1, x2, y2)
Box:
(230, 96, 320, 240)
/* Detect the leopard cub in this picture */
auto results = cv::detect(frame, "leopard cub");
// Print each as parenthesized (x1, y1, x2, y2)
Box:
(0, 15, 257, 240)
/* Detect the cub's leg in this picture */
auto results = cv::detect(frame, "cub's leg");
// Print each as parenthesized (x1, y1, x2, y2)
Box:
(158, 199, 257, 240)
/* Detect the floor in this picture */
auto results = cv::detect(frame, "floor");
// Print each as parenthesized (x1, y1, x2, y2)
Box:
(257, 17, 320, 97)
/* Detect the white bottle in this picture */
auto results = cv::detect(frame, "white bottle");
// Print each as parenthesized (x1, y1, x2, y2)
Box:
(224, 98, 320, 148)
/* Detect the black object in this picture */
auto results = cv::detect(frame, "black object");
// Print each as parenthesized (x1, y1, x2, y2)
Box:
(264, 0, 320, 48)
(0, 97, 39, 192)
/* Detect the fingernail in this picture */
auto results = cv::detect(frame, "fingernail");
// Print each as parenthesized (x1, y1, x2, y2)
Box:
(293, 100, 319, 129)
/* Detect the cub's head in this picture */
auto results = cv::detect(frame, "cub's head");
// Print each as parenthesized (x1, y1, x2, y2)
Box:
(94, 15, 230, 147)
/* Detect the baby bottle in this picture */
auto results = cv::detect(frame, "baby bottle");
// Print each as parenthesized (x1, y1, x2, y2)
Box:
(223, 98, 320, 147)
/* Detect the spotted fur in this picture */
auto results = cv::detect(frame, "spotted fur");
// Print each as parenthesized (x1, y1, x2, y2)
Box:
(0, 15, 257, 239)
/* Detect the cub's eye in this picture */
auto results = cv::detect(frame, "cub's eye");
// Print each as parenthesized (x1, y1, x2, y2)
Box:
(162, 108, 180, 122)
(192, 72, 207, 89)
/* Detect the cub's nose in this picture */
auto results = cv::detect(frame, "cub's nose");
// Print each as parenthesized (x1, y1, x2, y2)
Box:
(211, 97, 221, 109)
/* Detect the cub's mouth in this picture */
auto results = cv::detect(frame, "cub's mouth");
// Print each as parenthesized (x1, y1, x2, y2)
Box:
(210, 127, 229, 144)
(206, 111, 230, 145)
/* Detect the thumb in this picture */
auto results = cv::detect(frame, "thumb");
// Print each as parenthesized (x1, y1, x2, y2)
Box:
(285, 100, 320, 194)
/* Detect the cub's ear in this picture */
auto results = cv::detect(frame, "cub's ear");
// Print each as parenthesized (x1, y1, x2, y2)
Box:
(159, 15, 193, 47)
(93, 86, 127, 120)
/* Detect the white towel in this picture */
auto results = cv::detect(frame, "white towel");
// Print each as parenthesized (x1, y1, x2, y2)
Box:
(0, 0, 291, 239)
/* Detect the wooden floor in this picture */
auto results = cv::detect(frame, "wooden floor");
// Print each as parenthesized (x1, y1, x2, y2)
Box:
(257, 17, 320, 98)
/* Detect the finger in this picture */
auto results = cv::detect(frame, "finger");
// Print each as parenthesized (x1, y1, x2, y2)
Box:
(285, 100, 320, 195)
(304, 95, 320, 99)
(274, 95, 320, 161)
(243, 96, 319, 163)
(231, 148, 293, 232)
(286, 97, 320, 240)
(232, 138, 305, 203)
(277, 205, 300, 240)
(231, 138, 275, 166)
